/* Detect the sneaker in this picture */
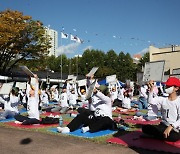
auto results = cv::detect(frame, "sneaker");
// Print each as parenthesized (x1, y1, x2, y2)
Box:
(70, 113, 77, 118)
(61, 127, 70, 134)
(81, 126, 90, 133)
(57, 127, 64, 133)
(49, 114, 54, 118)
(112, 107, 116, 111)
(15, 121, 22, 124)
(54, 115, 60, 118)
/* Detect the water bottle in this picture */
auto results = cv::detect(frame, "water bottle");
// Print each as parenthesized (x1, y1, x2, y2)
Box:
(59, 116, 63, 127)
(118, 114, 121, 122)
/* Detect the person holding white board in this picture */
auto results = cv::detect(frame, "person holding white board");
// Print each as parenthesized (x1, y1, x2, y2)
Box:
(142, 77, 180, 142)
(14, 74, 40, 125)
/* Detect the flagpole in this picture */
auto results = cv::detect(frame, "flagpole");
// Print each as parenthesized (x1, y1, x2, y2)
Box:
(60, 36, 62, 95)
(69, 34, 71, 75)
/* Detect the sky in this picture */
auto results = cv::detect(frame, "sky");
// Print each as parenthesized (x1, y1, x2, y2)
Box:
(1, 0, 180, 58)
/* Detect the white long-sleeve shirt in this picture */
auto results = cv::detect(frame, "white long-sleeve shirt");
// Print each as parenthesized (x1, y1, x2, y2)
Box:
(69, 93, 77, 105)
(0, 94, 19, 113)
(148, 92, 180, 132)
(27, 80, 40, 120)
(52, 89, 59, 101)
(41, 90, 49, 105)
(122, 96, 131, 109)
(59, 92, 69, 107)
(110, 91, 118, 102)
(117, 88, 125, 101)
(91, 91, 112, 119)
(140, 86, 148, 99)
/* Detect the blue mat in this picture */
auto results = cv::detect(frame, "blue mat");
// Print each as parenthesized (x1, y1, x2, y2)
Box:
(0, 117, 15, 122)
(117, 125, 129, 131)
(19, 108, 27, 113)
(48, 127, 116, 138)
(49, 101, 58, 105)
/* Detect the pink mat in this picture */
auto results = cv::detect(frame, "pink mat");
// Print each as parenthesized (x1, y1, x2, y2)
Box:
(113, 109, 137, 115)
(107, 131, 180, 153)
(124, 119, 161, 125)
(6, 121, 69, 129)
(113, 116, 134, 122)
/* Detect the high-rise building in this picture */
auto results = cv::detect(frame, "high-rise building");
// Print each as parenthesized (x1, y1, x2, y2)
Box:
(45, 27, 58, 56)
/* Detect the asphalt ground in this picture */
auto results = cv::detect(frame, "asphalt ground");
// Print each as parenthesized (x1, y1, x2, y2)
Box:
(0, 126, 168, 154)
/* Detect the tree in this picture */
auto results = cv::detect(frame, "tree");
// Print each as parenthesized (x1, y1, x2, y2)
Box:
(137, 52, 150, 71)
(0, 9, 51, 73)
(79, 49, 105, 76)
(105, 50, 118, 70)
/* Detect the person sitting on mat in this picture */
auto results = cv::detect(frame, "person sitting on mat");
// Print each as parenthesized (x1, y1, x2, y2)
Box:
(142, 77, 180, 142)
(69, 88, 78, 109)
(51, 86, 69, 114)
(78, 88, 88, 108)
(116, 89, 136, 112)
(0, 87, 21, 120)
(14, 74, 40, 125)
(135, 83, 160, 121)
(57, 85, 116, 134)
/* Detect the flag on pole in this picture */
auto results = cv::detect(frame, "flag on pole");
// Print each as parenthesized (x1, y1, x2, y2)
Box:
(76, 36, 82, 43)
(70, 35, 83, 43)
(61, 32, 69, 39)
(70, 34, 76, 41)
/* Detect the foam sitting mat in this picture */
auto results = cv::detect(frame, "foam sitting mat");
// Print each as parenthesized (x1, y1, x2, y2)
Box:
(0, 117, 15, 122)
(124, 119, 161, 125)
(48, 127, 117, 138)
(107, 131, 180, 153)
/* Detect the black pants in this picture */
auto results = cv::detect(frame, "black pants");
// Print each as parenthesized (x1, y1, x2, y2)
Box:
(112, 99, 122, 107)
(14, 114, 40, 125)
(142, 122, 180, 142)
(67, 109, 114, 133)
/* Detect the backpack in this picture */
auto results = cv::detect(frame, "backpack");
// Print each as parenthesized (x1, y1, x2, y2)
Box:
(41, 116, 59, 124)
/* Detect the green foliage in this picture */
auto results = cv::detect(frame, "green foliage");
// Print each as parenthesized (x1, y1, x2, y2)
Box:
(29, 49, 139, 81)
(137, 52, 150, 72)
(0, 9, 51, 72)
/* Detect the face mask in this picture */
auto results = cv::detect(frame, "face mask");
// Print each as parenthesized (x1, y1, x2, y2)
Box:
(165, 86, 174, 94)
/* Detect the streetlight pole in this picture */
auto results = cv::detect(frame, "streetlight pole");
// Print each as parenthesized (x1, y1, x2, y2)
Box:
(76, 56, 78, 80)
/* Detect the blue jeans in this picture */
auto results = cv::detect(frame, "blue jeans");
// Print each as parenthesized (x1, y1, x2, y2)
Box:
(131, 99, 147, 109)
(138, 97, 148, 109)
(0, 110, 17, 119)
(136, 112, 157, 121)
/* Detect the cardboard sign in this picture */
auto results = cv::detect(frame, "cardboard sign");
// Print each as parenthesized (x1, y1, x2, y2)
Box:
(77, 79, 87, 87)
(0, 83, 13, 95)
(86, 67, 99, 77)
(86, 80, 97, 100)
(19, 66, 34, 77)
(30, 77, 37, 88)
(172, 68, 180, 75)
(67, 75, 74, 80)
(106, 75, 117, 83)
(143, 60, 165, 82)
(51, 85, 58, 89)
(69, 76, 77, 84)
(15, 82, 26, 90)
